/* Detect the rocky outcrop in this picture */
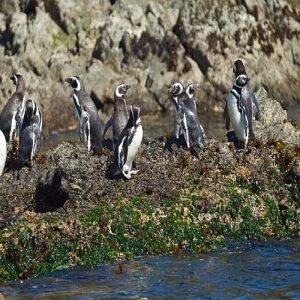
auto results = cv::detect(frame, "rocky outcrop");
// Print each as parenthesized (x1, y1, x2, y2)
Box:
(255, 88, 300, 145)
(0, 0, 299, 133)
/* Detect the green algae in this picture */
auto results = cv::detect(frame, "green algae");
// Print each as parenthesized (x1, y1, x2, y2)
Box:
(0, 173, 299, 282)
(0, 140, 299, 282)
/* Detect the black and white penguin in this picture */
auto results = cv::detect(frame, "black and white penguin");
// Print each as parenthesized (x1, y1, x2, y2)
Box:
(103, 83, 131, 148)
(178, 83, 205, 149)
(223, 59, 260, 148)
(0, 129, 7, 176)
(65, 76, 103, 155)
(0, 74, 26, 143)
(18, 114, 40, 167)
(169, 81, 185, 140)
(115, 105, 143, 179)
(168, 81, 184, 114)
(21, 99, 43, 153)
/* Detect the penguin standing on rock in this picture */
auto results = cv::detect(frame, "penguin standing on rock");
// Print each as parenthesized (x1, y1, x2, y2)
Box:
(65, 76, 103, 155)
(169, 81, 184, 114)
(22, 100, 42, 148)
(169, 82, 205, 150)
(18, 99, 43, 167)
(115, 105, 143, 179)
(18, 115, 41, 167)
(103, 84, 131, 148)
(223, 59, 260, 148)
(0, 74, 26, 143)
(0, 130, 7, 176)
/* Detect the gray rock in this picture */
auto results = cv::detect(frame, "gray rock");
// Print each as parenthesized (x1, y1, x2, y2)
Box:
(254, 87, 300, 145)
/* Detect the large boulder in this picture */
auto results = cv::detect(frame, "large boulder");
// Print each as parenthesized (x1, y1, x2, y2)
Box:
(254, 87, 300, 145)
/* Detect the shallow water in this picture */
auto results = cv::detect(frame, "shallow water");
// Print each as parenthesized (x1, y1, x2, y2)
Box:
(43, 105, 300, 151)
(1, 239, 300, 299)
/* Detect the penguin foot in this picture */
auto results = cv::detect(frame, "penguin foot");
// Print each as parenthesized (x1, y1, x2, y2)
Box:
(130, 170, 139, 175)
(122, 170, 132, 179)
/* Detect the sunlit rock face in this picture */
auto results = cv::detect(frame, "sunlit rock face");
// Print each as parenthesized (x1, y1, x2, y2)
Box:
(0, 0, 299, 132)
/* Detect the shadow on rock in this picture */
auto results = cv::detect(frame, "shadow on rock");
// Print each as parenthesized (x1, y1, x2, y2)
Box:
(35, 168, 69, 213)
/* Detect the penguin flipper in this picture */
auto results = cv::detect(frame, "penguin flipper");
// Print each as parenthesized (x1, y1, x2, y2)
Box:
(223, 102, 230, 131)
(181, 113, 190, 148)
(79, 109, 91, 152)
(103, 116, 113, 139)
(15, 108, 24, 138)
(117, 136, 128, 170)
(175, 108, 182, 139)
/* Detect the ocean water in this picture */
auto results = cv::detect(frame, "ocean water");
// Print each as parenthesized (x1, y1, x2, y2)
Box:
(1, 239, 300, 299)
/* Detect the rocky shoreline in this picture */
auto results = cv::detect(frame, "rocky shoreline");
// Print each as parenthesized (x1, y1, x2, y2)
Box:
(0, 88, 299, 281)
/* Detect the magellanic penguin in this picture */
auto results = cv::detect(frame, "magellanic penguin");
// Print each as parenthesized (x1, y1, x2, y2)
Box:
(0, 74, 26, 143)
(0, 129, 7, 176)
(18, 114, 40, 167)
(103, 84, 131, 148)
(115, 105, 143, 179)
(170, 82, 205, 149)
(21, 99, 43, 153)
(168, 81, 184, 115)
(65, 76, 103, 155)
(223, 59, 260, 148)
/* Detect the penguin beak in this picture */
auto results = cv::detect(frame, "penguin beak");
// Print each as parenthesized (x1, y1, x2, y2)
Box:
(168, 85, 174, 94)
(126, 84, 131, 90)
(64, 77, 72, 84)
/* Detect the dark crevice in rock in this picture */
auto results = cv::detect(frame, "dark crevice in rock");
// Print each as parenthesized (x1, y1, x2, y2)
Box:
(43, 0, 68, 34)
(173, 20, 211, 75)
(0, 17, 18, 55)
(92, 36, 103, 60)
(35, 168, 68, 213)
(90, 91, 104, 110)
(109, 0, 117, 4)
(23, 0, 38, 19)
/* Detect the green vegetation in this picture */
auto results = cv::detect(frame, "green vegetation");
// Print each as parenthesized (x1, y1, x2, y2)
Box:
(0, 160, 299, 282)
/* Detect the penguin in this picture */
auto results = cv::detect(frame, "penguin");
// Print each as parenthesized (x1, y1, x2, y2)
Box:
(65, 76, 102, 155)
(21, 99, 43, 153)
(168, 81, 185, 139)
(176, 83, 205, 149)
(115, 105, 143, 179)
(168, 81, 184, 114)
(0, 74, 26, 143)
(18, 114, 40, 167)
(223, 59, 260, 148)
(169, 82, 205, 149)
(103, 83, 131, 148)
(0, 129, 7, 176)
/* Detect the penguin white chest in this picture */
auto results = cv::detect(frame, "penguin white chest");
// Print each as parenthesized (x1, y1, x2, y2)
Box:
(0, 130, 7, 176)
(227, 94, 248, 142)
(124, 124, 143, 171)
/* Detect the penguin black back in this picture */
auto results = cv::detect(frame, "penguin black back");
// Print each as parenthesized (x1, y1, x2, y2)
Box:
(0, 74, 26, 142)
(65, 76, 103, 155)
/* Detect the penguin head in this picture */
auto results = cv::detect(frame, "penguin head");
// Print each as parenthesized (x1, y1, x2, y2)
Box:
(10, 73, 23, 86)
(129, 105, 141, 124)
(168, 81, 184, 96)
(65, 76, 81, 91)
(234, 74, 250, 88)
(185, 83, 200, 99)
(232, 60, 247, 77)
(115, 84, 131, 98)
